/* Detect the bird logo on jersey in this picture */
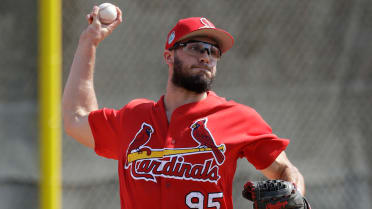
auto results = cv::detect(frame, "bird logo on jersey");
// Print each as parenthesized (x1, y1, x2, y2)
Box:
(125, 122, 154, 168)
(190, 118, 225, 165)
(125, 119, 226, 183)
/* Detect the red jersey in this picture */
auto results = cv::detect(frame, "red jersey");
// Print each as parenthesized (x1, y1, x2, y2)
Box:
(88, 91, 289, 209)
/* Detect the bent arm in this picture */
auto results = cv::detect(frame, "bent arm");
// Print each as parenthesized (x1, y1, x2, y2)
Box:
(62, 6, 122, 149)
(62, 38, 98, 149)
(260, 151, 306, 195)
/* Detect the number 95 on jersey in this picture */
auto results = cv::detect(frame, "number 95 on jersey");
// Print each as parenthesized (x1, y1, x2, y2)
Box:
(186, 192, 223, 209)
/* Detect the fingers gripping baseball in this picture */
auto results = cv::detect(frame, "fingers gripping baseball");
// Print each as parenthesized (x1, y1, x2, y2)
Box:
(82, 5, 123, 46)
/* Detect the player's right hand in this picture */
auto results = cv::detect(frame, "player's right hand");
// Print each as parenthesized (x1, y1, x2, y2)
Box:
(80, 5, 122, 46)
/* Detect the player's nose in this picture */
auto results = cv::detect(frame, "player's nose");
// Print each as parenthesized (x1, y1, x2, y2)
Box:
(198, 50, 211, 63)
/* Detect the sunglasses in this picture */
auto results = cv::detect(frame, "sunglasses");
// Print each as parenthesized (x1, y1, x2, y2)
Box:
(170, 40, 222, 60)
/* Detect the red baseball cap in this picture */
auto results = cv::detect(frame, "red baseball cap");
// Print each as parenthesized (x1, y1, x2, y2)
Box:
(165, 17, 234, 54)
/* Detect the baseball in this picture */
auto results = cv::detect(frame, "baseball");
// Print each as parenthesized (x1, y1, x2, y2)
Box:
(98, 3, 118, 25)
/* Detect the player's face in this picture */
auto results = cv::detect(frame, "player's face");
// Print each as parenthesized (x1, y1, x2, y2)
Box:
(171, 37, 218, 93)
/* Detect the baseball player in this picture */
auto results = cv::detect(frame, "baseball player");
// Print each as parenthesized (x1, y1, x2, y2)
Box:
(62, 5, 309, 209)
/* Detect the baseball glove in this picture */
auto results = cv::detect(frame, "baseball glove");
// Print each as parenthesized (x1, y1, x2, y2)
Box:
(242, 180, 311, 209)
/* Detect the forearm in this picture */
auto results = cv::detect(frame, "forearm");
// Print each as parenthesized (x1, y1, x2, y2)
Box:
(261, 152, 306, 195)
(63, 4, 122, 120)
(61, 5, 122, 148)
(62, 38, 99, 122)
(278, 164, 306, 195)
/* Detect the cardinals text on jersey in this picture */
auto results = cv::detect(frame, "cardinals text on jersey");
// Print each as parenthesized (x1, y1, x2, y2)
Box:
(124, 118, 226, 183)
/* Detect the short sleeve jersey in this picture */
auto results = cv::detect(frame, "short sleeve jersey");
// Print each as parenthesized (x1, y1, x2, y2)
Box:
(88, 91, 289, 209)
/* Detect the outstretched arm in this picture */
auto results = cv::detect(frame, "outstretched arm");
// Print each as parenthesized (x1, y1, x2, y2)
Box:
(62, 5, 122, 149)
(260, 151, 306, 195)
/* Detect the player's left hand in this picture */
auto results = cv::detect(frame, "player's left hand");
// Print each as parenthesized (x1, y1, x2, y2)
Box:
(242, 180, 311, 209)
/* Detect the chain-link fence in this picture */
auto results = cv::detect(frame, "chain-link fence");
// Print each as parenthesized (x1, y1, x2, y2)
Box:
(1, 0, 372, 208)
(0, 0, 39, 208)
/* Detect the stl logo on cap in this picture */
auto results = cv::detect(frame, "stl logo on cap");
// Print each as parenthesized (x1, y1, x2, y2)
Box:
(199, 17, 215, 29)
(168, 31, 176, 44)
(165, 17, 234, 53)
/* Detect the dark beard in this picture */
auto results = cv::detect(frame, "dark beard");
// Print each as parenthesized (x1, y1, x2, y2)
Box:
(171, 55, 214, 94)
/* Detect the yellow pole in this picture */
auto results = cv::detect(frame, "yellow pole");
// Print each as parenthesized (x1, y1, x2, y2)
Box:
(38, 0, 62, 208)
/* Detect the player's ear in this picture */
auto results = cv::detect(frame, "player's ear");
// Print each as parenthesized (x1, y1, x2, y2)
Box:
(163, 50, 174, 65)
